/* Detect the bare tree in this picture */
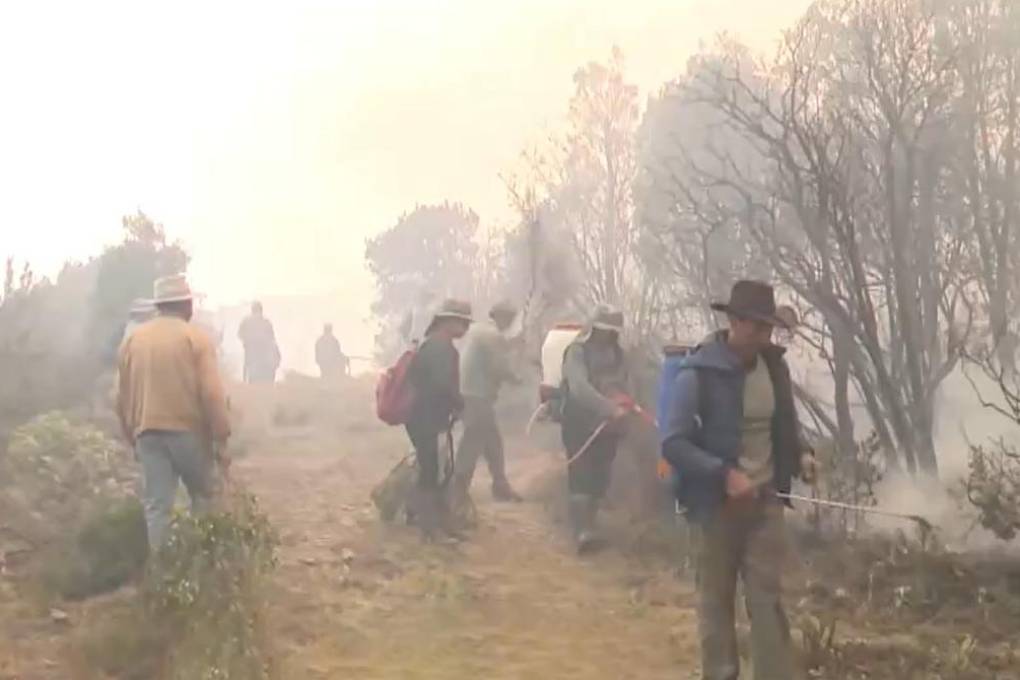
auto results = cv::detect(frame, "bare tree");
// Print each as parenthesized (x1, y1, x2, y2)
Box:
(522, 48, 666, 348)
(640, 0, 990, 476)
(365, 202, 481, 357)
(637, 42, 776, 339)
(944, 0, 1020, 370)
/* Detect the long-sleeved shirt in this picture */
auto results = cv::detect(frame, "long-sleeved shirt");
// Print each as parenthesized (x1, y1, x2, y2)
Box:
(118, 315, 231, 443)
(408, 334, 463, 431)
(562, 340, 628, 425)
(460, 321, 517, 403)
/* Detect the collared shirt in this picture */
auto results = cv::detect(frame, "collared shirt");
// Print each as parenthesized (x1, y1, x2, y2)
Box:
(460, 321, 516, 403)
(563, 340, 628, 421)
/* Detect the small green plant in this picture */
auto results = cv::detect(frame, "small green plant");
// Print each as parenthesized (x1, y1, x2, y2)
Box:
(0, 412, 137, 543)
(144, 491, 279, 680)
(799, 613, 841, 673)
(962, 439, 1020, 541)
(43, 497, 149, 600)
(78, 490, 280, 680)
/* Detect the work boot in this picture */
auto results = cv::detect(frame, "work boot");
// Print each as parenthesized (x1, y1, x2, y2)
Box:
(439, 488, 471, 541)
(411, 487, 446, 544)
(492, 479, 523, 503)
(568, 494, 601, 554)
(572, 495, 605, 555)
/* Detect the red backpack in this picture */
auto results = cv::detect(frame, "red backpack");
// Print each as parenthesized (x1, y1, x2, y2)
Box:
(376, 350, 417, 425)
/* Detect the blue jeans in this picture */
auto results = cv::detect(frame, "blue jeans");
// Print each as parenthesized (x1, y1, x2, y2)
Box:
(136, 430, 216, 549)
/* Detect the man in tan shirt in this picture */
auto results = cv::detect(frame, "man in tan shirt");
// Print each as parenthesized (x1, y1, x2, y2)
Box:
(118, 274, 231, 549)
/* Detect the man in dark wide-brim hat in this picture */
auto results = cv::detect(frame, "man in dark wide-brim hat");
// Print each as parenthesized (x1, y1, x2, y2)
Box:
(661, 280, 817, 680)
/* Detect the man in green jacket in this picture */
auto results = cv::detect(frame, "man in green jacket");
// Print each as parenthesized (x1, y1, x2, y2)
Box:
(452, 300, 523, 506)
(561, 304, 631, 553)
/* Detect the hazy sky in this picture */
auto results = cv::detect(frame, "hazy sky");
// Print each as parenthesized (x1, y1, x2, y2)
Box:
(1, 0, 810, 319)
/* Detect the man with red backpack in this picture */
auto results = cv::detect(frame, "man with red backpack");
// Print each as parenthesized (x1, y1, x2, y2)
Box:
(403, 298, 473, 542)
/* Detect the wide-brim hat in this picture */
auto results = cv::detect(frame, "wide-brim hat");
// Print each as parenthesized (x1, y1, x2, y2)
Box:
(430, 298, 474, 326)
(152, 273, 194, 304)
(710, 280, 788, 329)
(489, 299, 518, 321)
(578, 303, 624, 342)
(590, 304, 624, 333)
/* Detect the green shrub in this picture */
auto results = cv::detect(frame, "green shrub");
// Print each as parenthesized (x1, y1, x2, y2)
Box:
(77, 491, 279, 680)
(43, 498, 149, 600)
(144, 491, 279, 680)
(0, 412, 136, 544)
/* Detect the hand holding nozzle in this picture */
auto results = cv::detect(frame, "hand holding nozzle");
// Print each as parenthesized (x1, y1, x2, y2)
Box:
(800, 450, 819, 486)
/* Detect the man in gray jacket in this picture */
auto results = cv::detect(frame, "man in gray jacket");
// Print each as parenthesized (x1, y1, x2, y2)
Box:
(452, 300, 523, 504)
(561, 304, 631, 553)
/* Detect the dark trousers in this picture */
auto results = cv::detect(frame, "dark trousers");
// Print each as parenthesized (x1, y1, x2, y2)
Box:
(562, 419, 619, 499)
(405, 421, 440, 490)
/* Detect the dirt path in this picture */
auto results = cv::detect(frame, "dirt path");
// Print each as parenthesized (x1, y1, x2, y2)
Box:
(239, 437, 702, 680)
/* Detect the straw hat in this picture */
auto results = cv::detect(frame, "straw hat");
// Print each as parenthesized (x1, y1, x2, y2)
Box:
(424, 298, 473, 336)
(431, 298, 474, 324)
(152, 274, 193, 304)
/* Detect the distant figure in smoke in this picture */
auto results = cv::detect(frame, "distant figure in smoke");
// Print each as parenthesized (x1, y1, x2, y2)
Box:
(117, 274, 231, 549)
(238, 301, 280, 384)
(315, 323, 350, 380)
(122, 298, 156, 345)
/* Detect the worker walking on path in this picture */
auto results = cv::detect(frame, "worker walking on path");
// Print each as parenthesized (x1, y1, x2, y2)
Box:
(238, 301, 280, 384)
(315, 323, 350, 380)
(661, 280, 817, 680)
(117, 274, 232, 550)
(452, 300, 523, 507)
(560, 304, 632, 553)
(405, 298, 473, 543)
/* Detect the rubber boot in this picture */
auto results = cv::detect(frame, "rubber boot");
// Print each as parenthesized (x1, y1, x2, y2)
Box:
(576, 495, 605, 555)
(492, 479, 523, 503)
(568, 494, 598, 553)
(568, 494, 588, 539)
(411, 487, 442, 543)
(438, 487, 469, 541)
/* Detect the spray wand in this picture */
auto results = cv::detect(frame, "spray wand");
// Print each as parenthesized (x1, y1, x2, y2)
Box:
(775, 492, 934, 533)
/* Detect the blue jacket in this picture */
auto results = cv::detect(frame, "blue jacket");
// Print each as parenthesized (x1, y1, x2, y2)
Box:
(661, 332, 804, 517)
